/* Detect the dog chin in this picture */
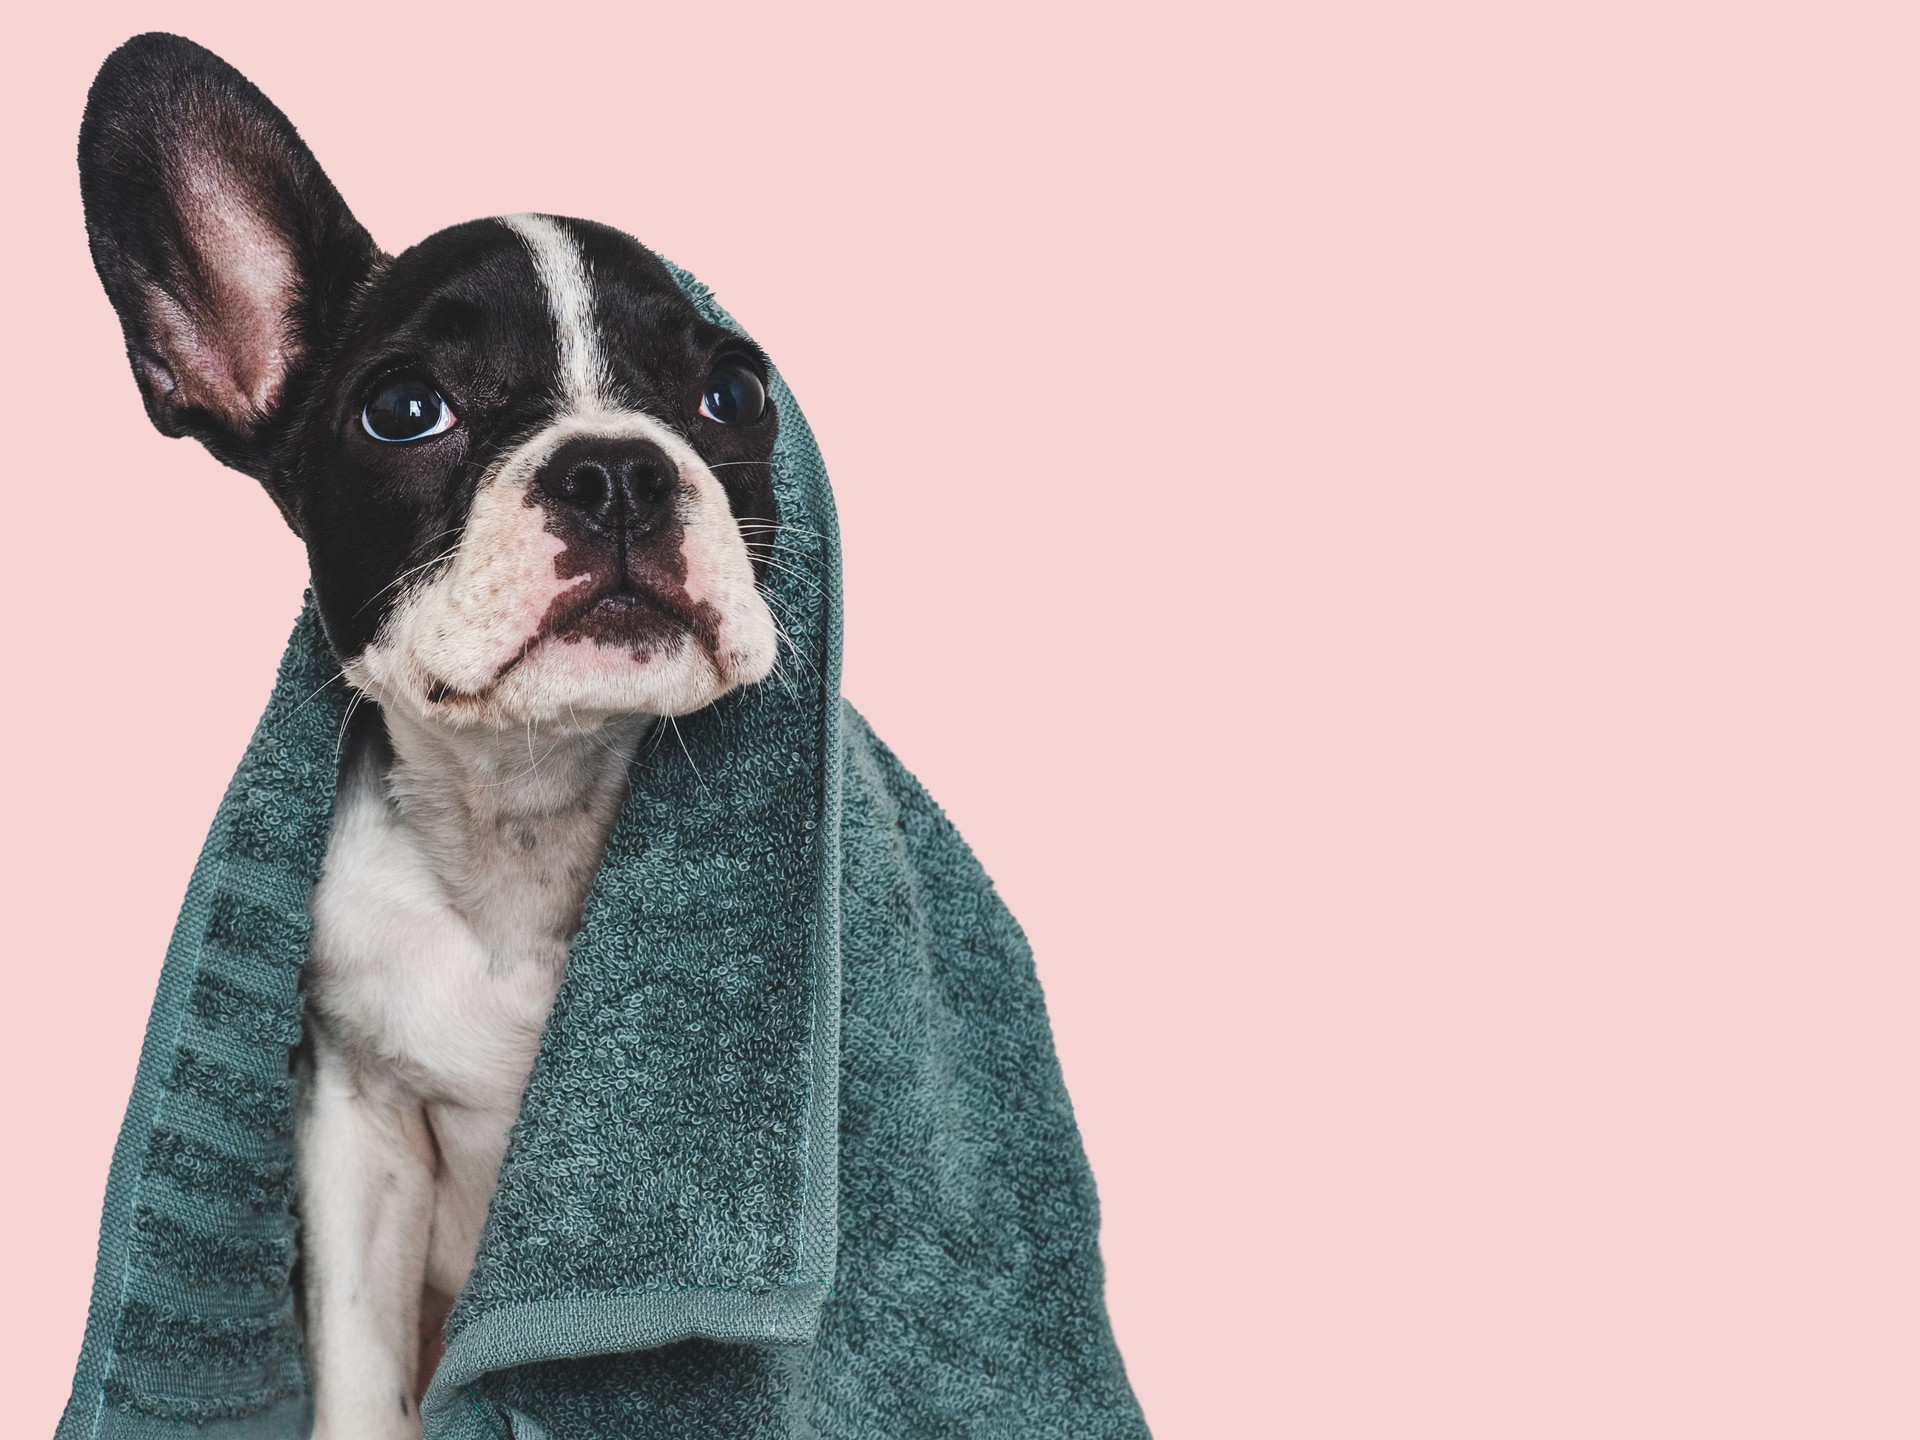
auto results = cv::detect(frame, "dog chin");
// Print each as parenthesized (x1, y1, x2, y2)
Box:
(347, 610, 777, 732)
(483, 626, 776, 727)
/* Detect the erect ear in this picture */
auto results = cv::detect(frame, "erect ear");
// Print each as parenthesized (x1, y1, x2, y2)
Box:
(78, 33, 379, 529)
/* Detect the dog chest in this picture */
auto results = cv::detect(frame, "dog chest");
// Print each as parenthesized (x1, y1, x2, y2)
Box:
(304, 719, 635, 1106)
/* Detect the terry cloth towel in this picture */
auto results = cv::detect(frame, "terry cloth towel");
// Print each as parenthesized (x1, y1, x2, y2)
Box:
(56, 260, 1149, 1440)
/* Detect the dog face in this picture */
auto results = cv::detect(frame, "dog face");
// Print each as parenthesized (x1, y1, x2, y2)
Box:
(79, 35, 779, 727)
(305, 214, 781, 726)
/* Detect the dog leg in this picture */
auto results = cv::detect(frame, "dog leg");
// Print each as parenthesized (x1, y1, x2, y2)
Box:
(298, 1037, 436, 1439)
(421, 1099, 519, 1315)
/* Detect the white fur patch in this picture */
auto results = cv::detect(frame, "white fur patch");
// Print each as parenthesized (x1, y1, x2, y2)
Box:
(500, 213, 608, 408)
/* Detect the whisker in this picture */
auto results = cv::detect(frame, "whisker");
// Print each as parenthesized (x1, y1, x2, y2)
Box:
(759, 596, 822, 687)
(334, 688, 367, 763)
(352, 536, 468, 619)
(735, 515, 824, 530)
(735, 521, 826, 541)
(665, 713, 705, 789)
(568, 697, 642, 765)
(744, 551, 828, 580)
(751, 559, 828, 599)
(739, 534, 830, 561)
(283, 667, 348, 723)
(759, 643, 799, 703)
(642, 714, 673, 762)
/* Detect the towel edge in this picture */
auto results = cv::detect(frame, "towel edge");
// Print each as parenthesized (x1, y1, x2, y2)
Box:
(421, 1282, 830, 1433)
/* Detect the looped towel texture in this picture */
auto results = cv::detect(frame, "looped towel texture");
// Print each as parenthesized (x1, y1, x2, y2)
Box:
(57, 261, 1148, 1440)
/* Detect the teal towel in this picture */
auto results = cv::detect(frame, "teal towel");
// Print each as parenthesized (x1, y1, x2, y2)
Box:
(56, 263, 1148, 1439)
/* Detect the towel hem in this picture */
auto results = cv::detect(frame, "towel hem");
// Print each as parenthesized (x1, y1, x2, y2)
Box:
(86, 1393, 312, 1440)
(55, 841, 230, 1440)
(421, 1283, 830, 1437)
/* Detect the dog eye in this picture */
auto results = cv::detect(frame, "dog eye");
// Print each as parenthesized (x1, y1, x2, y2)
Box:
(698, 358, 768, 425)
(361, 375, 456, 442)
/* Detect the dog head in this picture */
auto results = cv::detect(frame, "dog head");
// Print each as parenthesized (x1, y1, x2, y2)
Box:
(78, 34, 780, 729)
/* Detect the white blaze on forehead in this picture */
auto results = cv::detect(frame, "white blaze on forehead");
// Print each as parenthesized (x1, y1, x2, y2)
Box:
(500, 213, 608, 409)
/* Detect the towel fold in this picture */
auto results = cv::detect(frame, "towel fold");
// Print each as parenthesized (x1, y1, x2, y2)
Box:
(57, 261, 1148, 1440)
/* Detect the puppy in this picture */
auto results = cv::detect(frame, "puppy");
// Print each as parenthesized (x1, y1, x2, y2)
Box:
(80, 34, 781, 1437)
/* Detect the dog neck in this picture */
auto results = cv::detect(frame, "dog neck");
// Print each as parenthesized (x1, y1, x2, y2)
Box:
(365, 702, 650, 947)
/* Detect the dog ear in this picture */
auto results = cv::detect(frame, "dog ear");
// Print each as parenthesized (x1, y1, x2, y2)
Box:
(78, 33, 379, 530)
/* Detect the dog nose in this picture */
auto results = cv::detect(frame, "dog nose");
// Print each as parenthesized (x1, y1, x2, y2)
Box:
(535, 437, 678, 537)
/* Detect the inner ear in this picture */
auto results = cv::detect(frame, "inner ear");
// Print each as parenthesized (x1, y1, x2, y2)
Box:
(138, 161, 305, 428)
(79, 34, 380, 506)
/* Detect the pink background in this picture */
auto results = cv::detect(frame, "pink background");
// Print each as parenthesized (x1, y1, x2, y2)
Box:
(3, 3, 1916, 1435)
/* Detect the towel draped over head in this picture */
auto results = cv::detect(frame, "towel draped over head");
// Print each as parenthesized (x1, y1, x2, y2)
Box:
(56, 261, 1148, 1440)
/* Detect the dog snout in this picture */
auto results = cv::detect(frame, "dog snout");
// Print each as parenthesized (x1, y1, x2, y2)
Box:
(536, 437, 678, 539)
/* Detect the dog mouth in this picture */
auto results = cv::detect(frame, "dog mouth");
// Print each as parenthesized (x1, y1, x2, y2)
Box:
(467, 572, 725, 696)
(549, 580, 701, 642)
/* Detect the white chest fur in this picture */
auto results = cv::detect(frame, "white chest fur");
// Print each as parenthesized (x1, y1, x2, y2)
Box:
(307, 709, 643, 1103)
(298, 706, 649, 1433)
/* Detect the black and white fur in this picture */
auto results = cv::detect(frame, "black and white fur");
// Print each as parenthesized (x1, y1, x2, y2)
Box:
(80, 34, 785, 1437)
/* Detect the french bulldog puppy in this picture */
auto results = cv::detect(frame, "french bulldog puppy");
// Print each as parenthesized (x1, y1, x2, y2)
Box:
(81, 32, 782, 1435)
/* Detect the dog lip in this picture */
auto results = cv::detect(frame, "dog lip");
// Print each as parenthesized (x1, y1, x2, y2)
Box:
(556, 580, 699, 636)
(487, 577, 707, 687)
